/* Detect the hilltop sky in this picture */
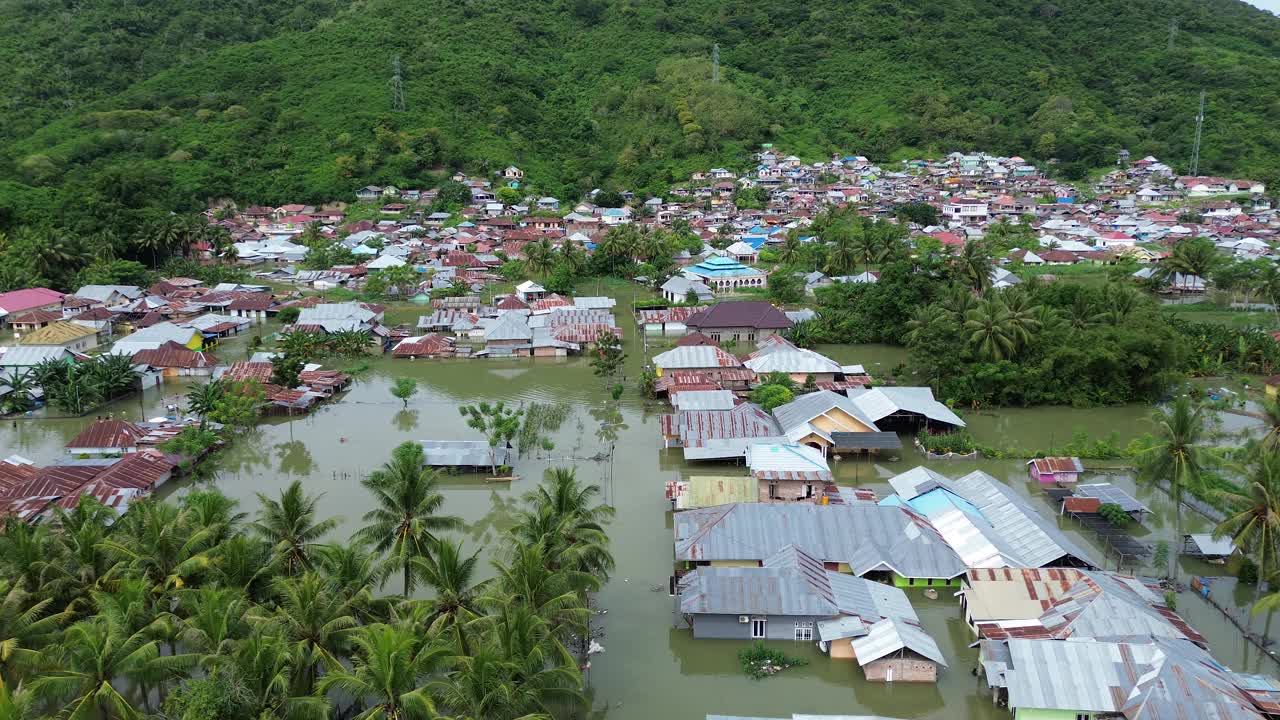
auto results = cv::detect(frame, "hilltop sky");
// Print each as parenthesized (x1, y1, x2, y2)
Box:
(1248, 0, 1280, 12)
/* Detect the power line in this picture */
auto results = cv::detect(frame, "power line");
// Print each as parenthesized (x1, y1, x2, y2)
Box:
(389, 55, 404, 110)
(1189, 89, 1205, 176)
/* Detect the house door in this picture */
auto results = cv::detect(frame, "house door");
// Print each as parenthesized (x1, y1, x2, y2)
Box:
(886, 665, 894, 682)
(750, 619, 767, 638)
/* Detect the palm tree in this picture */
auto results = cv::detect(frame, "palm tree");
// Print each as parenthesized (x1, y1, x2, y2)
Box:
(777, 229, 804, 266)
(558, 240, 587, 276)
(491, 543, 595, 635)
(1213, 449, 1280, 632)
(902, 304, 945, 347)
(0, 580, 69, 677)
(823, 228, 857, 276)
(0, 676, 35, 720)
(409, 538, 486, 653)
(29, 616, 198, 718)
(1135, 396, 1209, 580)
(186, 380, 225, 428)
(176, 586, 249, 668)
(1099, 283, 1141, 326)
(211, 535, 275, 600)
(316, 541, 383, 615)
(85, 354, 139, 400)
(27, 228, 89, 283)
(353, 442, 461, 595)
(521, 239, 556, 278)
(1066, 292, 1102, 329)
(42, 497, 118, 604)
(0, 520, 51, 594)
(510, 468, 615, 580)
(0, 370, 35, 414)
(999, 290, 1041, 352)
(316, 623, 449, 720)
(1258, 396, 1280, 453)
(99, 499, 217, 593)
(252, 480, 340, 576)
(229, 629, 327, 720)
(956, 239, 995, 294)
(964, 299, 1017, 361)
(249, 573, 356, 695)
(1161, 237, 1220, 282)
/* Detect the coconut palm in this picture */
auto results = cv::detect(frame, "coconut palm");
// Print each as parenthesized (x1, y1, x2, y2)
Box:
(964, 299, 1017, 361)
(186, 381, 224, 428)
(1213, 450, 1280, 629)
(956, 239, 995, 294)
(777, 229, 804, 266)
(99, 499, 218, 593)
(176, 586, 249, 668)
(1258, 396, 1280, 453)
(521, 240, 555, 279)
(1135, 396, 1209, 580)
(409, 538, 486, 653)
(0, 580, 70, 677)
(317, 623, 449, 720)
(1065, 292, 1103, 329)
(180, 487, 246, 544)
(491, 543, 594, 635)
(211, 535, 274, 600)
(510, 468, 615, 580)
(42, 497, 119, 604)
(0, 370, 35, 414)
(1099, 283, 1142, 326)
(85, 353, 139, 400)
(252, 480, 340, 576)
(29, 616, 198, 718)
(27, 228, 89, 283)
(823, 227, 858, 276)
(249, 573, 356, 695)
(999, 290, 1041, 352)
(1161, 237, 1220, 282)
(316, 541, 383, 616)
(557, 240, 587, 276)
(353, 442, 461, 595)
(902, 304, 946, 348)
(0, 520, 52, 594)
(230, 629, 328, 720)
(0, 676, 35, 720)
(329, 329, 371, 357)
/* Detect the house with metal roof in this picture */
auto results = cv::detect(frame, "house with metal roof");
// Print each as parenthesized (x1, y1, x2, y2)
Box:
(771, 390, 881, 454)
(980, 637, 1275, 720)
(845, 386, 965, 430)
(419, 440, 509, 471)
(110, 322, 203, 355)
(674, 503, 965, 585)
(684, 301, 792, 345)
(17, 321, 99, 352)
(652, 345, 744, 375)
(676, 544, 943, 681)
(745, 443, 832, 501)
(743, 335, 842, 382)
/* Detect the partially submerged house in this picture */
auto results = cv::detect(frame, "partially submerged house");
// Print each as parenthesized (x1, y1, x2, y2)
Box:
(743, 336, 843, 383)
(745, 442, 832, 502)
(673, 502, 966, 587)
(420, 440, 509, 471)
(771, 390, 881, 455)
(845, 386, 965, 431)
(1027, 456, 1084, 484)
(676, 544, 946, 682)
(684, 301, 793, 346)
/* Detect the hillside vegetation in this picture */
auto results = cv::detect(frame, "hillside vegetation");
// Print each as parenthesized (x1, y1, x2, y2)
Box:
(1, 0, 1278, 235)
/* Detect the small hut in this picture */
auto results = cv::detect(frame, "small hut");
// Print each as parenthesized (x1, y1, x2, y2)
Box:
(1027, 457, 1084, 484)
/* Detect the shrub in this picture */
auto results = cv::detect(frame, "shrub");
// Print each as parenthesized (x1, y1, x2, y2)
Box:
(738, 640, 807, 679)
(919, 429, 975, 455)
(1239, 557, 1260, 585)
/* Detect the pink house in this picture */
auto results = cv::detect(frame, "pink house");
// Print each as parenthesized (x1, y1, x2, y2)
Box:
(1027, 457, 1084, 484)
(0, 288, 66, 324)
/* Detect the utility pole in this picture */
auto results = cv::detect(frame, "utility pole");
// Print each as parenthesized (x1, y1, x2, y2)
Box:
(1189, 90, 1205, 176)
(712, 43, 720, 84)
(391, 56, 406, 112)
(1167, 18, 1177, 51)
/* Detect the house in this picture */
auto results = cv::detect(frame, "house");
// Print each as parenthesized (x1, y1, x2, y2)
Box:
(0, 346, 79, 373)
(660, 276, 713, 305)
(724, 240, 759, 264)
(110, 322, 204, 355)
(535, 197, 559, 211)
(651, 345, 743, 376)
(674, 503, 965, 587)
(771, 390, 881, 454)
(7, 309, 65, 334)
(885, 468, 1097, 570)
(482, 313, 534, 356)
(73, 285, 145, 307)
(684, 301, 793, 346)
(18, 321, 99, 352)
(392, 334, 456, 359)
(746, 442, 832, 501)
(65, 420, 144, 456)
(666, 475, 758, 510)
(660, 402, 786, 458)
(0, 288, 65, 325)
(514, 280, 547, 303)
(845, 386, 965, 430)
(743, 336, 842, 383)
(1181, 533, 1239, 562)
(979, 637, 1274, 720)
(683, 256, 768, 293)
(676, 544, 946, 683)
(1065, 483, 1151, 524)
(130, 342, 220, 377)
(420, 440, 509, 471)
(356, 186, 383, 201)
(501, 166, 524, 182)
(942, 197, 989, 222)
(1026, 456, 1084, 484)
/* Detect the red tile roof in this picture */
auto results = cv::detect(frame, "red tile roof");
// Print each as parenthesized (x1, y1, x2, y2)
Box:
(8, 309, 63, 325)
(222, 362, 274, 383)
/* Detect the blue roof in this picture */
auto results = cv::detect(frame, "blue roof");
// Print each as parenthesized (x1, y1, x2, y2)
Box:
(741, 235, 768, 249)
(688, 255, 761, 278)
(906, 487, 986, 522)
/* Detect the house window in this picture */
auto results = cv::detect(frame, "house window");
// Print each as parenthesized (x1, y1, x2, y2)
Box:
(1076, 715, 1090, 720)
(794, 622, 813, 641)
(747, 333, 755, 342)
(751, 619, 767, 638)
(710, 333, 721, 342)
(804, 484, 813, 499)
(768, 483, 778, 499)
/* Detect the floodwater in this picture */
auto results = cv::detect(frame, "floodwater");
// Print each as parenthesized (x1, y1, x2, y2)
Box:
(3, 299, 1279, 720)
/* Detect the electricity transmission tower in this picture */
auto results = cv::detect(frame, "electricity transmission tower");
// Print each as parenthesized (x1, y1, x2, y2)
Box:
(712, 43, 720, 83)
(1189, 90, 1205, 176)
(391, 56, 406, 112)
(1167, 19, 1177, 51)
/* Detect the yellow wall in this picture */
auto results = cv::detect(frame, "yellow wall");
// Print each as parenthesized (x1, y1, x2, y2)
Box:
(184, 334, 203, 350)
(709, 560, 758, 568)
(811, 408, 873, 434)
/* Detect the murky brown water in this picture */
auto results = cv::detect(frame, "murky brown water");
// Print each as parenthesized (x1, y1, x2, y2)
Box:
(4, 298, 1277, 719)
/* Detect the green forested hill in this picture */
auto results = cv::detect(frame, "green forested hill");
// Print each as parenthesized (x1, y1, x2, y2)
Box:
(1, 0, 1279, 234)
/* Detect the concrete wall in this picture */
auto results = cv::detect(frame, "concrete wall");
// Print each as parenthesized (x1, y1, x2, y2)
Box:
(689, 613, 822, 641)
(1014, 709, 1091, 720)
(863, 656, 937, 683)
(760, 479, 819, 502)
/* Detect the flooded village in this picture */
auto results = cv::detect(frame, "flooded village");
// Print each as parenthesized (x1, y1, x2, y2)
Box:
(2, 147, 1280, 720)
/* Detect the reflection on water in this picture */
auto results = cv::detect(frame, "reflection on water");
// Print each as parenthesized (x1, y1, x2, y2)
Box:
(3, 310, 1278, 719)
